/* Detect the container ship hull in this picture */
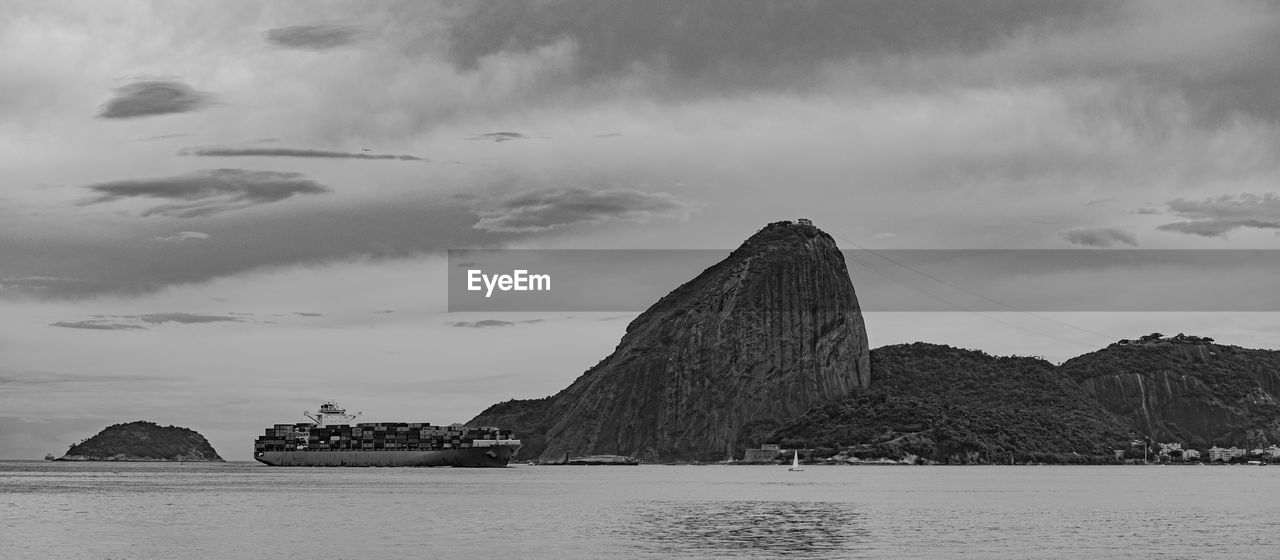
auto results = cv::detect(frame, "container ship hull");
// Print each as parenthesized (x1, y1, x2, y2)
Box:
(255, 445, 518, 468)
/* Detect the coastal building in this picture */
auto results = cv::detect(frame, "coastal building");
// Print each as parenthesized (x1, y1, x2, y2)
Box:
(742, 444, 784, 463)
(1183, 449, 1200, 460)
(1157, 442, 1182, 456)
(1208, 446, 1246, 462)
(1266, 445, 1280, 459)
(742, 449, 777, 463)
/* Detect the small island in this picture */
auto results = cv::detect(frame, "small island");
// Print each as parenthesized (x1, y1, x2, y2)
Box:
(59, 421, 224, 462)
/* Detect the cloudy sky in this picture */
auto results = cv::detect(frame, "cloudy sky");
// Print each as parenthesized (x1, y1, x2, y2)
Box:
(4, 1, 1280, 460)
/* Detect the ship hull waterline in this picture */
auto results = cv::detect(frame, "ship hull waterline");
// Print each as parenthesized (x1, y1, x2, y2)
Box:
(255, 445, 520, 467)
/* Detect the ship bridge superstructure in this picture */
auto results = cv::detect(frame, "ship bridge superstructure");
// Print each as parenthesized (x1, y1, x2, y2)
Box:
(304, 400, 361, 427)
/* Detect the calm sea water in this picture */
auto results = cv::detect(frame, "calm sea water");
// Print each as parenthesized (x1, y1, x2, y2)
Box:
(2, 461, 1277, 559)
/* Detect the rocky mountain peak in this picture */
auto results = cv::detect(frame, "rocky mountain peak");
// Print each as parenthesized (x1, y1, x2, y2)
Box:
(471, 219, 871, 463)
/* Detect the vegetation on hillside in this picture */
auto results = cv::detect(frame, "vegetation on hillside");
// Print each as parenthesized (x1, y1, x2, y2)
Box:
(1062, 336, 1280, 399)
(65, 421, 223, 461)
(1060, 336, 1280, 446)
(767, 343, 1131, 464)
(478, 336, 1280, 464)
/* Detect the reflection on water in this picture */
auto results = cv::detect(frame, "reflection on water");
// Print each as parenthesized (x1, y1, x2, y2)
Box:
(621, 501, 867, 558)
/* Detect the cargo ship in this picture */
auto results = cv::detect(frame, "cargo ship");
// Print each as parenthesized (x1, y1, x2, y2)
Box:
(254, 401, 521, 467)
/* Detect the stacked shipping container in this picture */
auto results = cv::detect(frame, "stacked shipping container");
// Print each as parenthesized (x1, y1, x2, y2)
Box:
(254, 422, 515, 454)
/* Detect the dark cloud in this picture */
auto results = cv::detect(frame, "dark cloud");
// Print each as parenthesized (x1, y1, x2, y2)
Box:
(1, 196, 507, 299)
(49, 312, 244, 331)
(263, 24, 365, 50)
(447, 319, 543, 328)
(133, 312, 243, 324)
(1167, 193, 1280, 220)
(49, 321, 146, 331)
(0, 276, 79, 293)
(148, 231, 210, 242)
(182, 147, 428, 161)
(1132, 208, 1161, 215)
(1158, 219, 1280, 238)
(472, 187, 694, 232)
(449, 319, 514, 328)
(137, 133, 193, 142)
(1060, 227, 1138, 247)
(80, 169, 331, 218)
(1176, 63, 1280, 126)
(294, 312, 323, 317)
(1157, 194, 1280, 238)
(97, 80, 213, 119)
(440, 2, 1280, 125)
(445, 1, 1111, 84)
(0, 370, 162, 385)
(467, 132, 535, 142)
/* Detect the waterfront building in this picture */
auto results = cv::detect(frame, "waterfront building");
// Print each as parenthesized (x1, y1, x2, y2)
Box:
(1208, 446, 1246, 462)
(742, 444, 784, 463)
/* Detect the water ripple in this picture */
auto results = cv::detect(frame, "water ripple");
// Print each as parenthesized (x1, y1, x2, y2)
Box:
(618, 500, 867, 559)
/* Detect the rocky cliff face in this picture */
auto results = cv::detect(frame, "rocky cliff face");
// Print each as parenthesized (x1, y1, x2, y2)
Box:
(471, 220, 871, 462)
(1060, 342, 1280, 447)
(59, 421, 224, 461)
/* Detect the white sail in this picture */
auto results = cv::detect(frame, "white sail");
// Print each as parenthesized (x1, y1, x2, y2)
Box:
(788, 450, 803, 471)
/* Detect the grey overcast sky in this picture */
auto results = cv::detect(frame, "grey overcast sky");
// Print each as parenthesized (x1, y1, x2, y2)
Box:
(4, 1, 1280, 460)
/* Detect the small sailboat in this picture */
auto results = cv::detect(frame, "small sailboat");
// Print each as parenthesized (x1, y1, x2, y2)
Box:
(788, 450, 804, 472)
